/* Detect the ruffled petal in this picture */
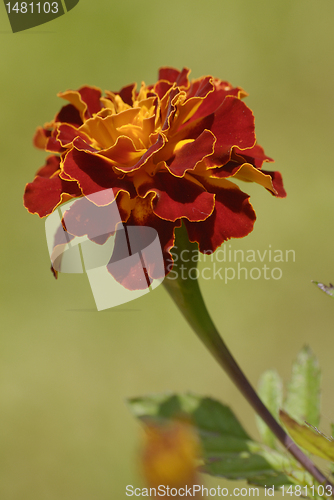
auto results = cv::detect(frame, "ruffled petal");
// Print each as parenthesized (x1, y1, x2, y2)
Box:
(62, 148, 136, 200)
(116, 83, 137, 106)
(169, 77, 214, 131)
(207, 96, 256, 167)
(99, 136, 145, 171)
(261, 169, 286, 198)
(185, 178, 256, 253)
(58, 86, 102, 122)
(55, 103, 83, 126)
(158, 67, 190, 88)
(24, 158, 82, 217)
(35, 155, 60, 178)
(136, 170, 215, 222)
(166, 130, 216, 177)
(233, 143, 273, 169)
(185, 78, 245, 125)
(33, 127, 51, 150)
(57, 123, 93, 149)
(232, 163, 278, 195)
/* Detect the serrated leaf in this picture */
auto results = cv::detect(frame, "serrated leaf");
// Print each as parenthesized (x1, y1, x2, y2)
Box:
(129, 393, 293, 487)
(256, 370, 283, 449)
(280, 410, 334, 462)
(284, 346, 321, 427)
(312, 281, 334, 298)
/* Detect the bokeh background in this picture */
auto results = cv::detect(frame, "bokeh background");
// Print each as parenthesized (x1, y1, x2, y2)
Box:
(1, 0, 334, 498)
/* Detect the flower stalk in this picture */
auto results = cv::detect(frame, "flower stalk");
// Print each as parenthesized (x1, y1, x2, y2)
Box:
(163, 225, 333, 490)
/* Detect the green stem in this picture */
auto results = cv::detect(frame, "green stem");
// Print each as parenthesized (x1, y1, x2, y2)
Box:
(163, 225, 333, 489)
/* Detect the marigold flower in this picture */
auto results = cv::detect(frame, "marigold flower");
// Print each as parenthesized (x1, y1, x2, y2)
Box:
(24, 67, 286, 286)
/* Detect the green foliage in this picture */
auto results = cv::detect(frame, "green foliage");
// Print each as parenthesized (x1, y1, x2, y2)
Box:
(256, 346, 321, 449)
(129, 393, 294, 488)
(256, 370, 283, 449)
(260, 347, 334, 493)
(129, 347, 334, 497)
(284, 346, 321, 427)
(280, 411, 334, 462)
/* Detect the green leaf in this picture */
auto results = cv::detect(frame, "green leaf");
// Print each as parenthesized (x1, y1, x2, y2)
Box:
(284, 346, 321, 427)
(129, 392, 251, 444)
(280, 410, 334, 462)
(129, 393, 293, 487)
(203, 449, 286, 481)
(256, 370, 283, 449)
(312, 281, 334, 298)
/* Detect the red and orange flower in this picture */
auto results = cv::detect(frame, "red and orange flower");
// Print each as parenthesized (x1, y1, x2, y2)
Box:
(24, 67, 285, 282)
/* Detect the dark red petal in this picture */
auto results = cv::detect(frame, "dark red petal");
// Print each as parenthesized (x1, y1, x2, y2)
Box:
(57, 124, 93, 148)
(169, 78, 214, 131)
(158, 67, 190, 88)
(207, 159, 241, 178)
(72, 136, 98, 153)
(116, 83, 136, 106)
(185, 179, 256, 253)
(154, 80, 173, 100)
(78, 86, 102, 119)
(161, 87, 180, 132)
(24, 171, 82, 217)
(35, 155, 61, 178)
(207, 96, 256, 167)
(58, 87, 102, 123)
(55, 104, 83, 126)
(167, 130, 215, 177)
(261, 169, 287, 198)
(233, 143, 273, 169)
(63, 149, 117, 193)
(185, 80, 243, 125)
(175, 68, 190, 88)
(186, 76, 214, 100)
(159, 67, 180, 83)
(176, 96, 256, 165)
(63, 149, 136, 200)
(46, 129, 66, 153)
(138, 171, 215, 222)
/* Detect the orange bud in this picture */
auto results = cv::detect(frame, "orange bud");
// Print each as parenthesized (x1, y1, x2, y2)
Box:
(141, 420, 202, 496)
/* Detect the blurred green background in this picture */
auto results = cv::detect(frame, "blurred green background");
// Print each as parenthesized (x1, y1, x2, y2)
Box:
(1, 0, 334, 498)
